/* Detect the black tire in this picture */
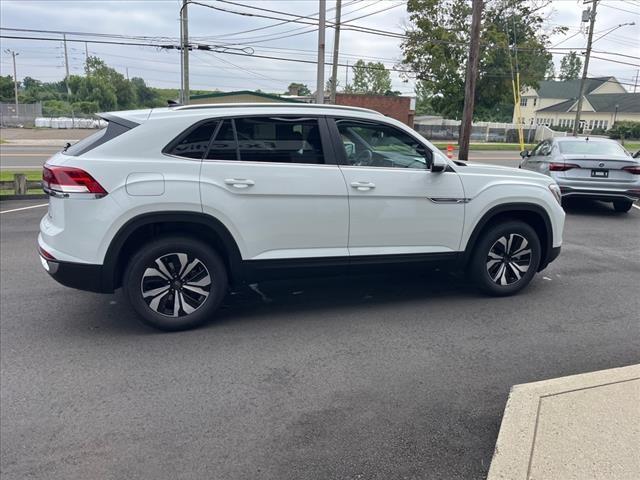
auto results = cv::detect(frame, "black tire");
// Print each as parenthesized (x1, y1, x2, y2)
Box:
(613, 200, 633, 213)
(469, 220, 541, 296)
(123, 235, 228, 331)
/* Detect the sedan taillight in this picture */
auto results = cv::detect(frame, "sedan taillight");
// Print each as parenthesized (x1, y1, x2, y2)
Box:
(622, 165, 640, 175)
(43, 165, 107, 196)
(549, 163, 580, 172)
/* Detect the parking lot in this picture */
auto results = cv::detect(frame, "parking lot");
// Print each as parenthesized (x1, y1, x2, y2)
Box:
(1, 197, 639, 479)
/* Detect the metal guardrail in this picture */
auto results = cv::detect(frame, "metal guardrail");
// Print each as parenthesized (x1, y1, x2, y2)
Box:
(0, 174, 42, 195)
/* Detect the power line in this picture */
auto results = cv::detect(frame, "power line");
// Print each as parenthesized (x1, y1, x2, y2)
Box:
(599, 3, 640, 15)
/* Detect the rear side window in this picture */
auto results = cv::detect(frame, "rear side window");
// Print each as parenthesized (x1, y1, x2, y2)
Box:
(168, 121, 218, 159)
(206, 120, 237, 161)
(64, 120, 134, 156)
(235, 117, 324, 164)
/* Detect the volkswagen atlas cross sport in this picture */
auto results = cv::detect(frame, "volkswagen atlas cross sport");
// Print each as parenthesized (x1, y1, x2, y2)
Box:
(519, 136, 640, 212)
(39, 103, 565, 331)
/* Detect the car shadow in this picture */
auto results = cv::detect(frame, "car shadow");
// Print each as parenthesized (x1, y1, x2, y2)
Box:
(562, 198, 636, 217)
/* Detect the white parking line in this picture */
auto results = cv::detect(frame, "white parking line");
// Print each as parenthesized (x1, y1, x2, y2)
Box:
(0, 203, 48, 214)
(632, 204, 640, 211)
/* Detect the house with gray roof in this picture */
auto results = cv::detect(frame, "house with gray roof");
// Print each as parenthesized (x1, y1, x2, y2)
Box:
(512, 77, 639, 131)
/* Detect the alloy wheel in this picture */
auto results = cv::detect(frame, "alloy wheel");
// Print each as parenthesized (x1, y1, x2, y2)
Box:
(140, 252, 211, 317)
(486, 234, 532, 286)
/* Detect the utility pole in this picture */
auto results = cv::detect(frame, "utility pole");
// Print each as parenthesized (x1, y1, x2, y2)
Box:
(458, 0, 483, 161)
(345, 59, 349, 87)
(316, 0, 326, 104)
(85, 42, 89, 65)
(126, 67, 129, 81)
(329, 0, 342, 104)
(573, 0, 598, 136)
(180, 0, 190, 104)
(4, 49, 19, 114)
(63, 33, 71, 96)
(634, 69, 639, 93)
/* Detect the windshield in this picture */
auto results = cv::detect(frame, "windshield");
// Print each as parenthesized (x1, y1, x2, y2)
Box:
(558, 141, 629, 156)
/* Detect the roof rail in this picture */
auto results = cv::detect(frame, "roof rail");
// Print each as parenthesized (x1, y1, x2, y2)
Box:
(173, 102, 383, 116)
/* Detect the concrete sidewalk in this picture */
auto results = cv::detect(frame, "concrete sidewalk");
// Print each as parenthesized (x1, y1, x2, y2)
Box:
(488, 364, 640, 480)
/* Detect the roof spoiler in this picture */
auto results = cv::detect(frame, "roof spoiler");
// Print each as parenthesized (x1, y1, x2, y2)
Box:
(168, 100, 182, 107)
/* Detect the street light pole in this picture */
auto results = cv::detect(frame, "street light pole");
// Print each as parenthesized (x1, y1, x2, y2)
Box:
(4, 49, 19, 115)
(330, 0, 342, 104)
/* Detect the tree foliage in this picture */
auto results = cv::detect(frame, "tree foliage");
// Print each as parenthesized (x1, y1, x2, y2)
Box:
(347, 59, 393, 95)
(401, 0, 560, 121)
(0, 75, 17, 102)
(559, 51, 582, 81)
(285, 82, 311, 96)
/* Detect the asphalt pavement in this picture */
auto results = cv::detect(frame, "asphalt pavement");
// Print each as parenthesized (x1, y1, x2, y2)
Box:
(0, 146, 60, 169)
(1, 199, 639, 480)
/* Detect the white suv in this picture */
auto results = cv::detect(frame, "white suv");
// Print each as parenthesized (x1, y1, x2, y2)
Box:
(39, 103, 565, 330)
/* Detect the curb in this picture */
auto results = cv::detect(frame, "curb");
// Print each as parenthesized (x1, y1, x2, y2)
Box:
(0, 194, 48, 201)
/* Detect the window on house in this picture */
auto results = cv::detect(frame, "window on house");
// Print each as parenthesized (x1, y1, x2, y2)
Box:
(520, 97, 528, 107)
(533, 98, 537, 106)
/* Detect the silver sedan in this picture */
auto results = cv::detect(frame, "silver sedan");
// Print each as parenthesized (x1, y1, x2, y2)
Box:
(519, 137, 640, 212)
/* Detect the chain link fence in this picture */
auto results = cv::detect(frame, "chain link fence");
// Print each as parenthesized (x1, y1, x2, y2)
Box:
(0, 102, 43, 127)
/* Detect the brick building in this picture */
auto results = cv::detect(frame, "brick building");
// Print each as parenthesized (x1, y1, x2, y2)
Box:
(335, 93, 416, 127)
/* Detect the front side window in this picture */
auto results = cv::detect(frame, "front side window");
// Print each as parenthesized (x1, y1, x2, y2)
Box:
(168, 121, 218, 159)
(336, 120, 430, 169)
(234, 117, 324, 164)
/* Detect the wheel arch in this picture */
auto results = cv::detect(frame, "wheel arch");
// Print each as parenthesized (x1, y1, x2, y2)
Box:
(101, 211, 243, 292)
(462, 203, 553, 271)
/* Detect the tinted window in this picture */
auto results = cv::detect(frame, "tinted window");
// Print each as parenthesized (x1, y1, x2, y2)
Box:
(206, 120, 238, 161)
(558, 140, 629, 156)
(234, 117, 324, 164)
(336, 120, 430, 169)
(64, 120, 133, 156)
(169, 121, 218, 159)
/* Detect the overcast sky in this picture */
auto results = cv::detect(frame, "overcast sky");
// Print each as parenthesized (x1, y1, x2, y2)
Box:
(1, 0, 639, 95)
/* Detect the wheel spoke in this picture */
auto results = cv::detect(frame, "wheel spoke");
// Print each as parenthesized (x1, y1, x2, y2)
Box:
(491, 263, 506, 282)
(142, 284, 170, 298)
(180, 292, 196, 314)
(486, 259, 502, 269)
(185, 273, 211, 287)
(155, 258, 173, 279)
(143, 267, 169, 281)
(180, 258, 200, 281)
(487, 251, 502, 260)
(511, 248, 531, 259)
(172, 292, 180, 317)
(508, 262, 522, 280)
(176, 253, 188, 276)
(149, 290, 169, 312)
(183, 284, 210, 297)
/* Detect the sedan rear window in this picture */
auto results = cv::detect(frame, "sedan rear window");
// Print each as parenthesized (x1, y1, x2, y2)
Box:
(558, 141, 629, 156)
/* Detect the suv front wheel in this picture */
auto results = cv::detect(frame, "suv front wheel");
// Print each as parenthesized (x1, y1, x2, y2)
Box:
(469, 221, 541, 296)
(123, 236, 228, 331)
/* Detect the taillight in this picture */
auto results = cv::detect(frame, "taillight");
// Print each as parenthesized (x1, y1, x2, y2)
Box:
(43, 165, 107, 196)
(549, 163, 580, 172)
(622, 165, 640, 175)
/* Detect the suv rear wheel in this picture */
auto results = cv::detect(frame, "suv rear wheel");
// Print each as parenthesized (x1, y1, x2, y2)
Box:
(469, 221, 541, 296)
(123, 236, 228, 331)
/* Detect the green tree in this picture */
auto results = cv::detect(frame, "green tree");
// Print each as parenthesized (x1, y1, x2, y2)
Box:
(559, 51, 582, 81)
(415, 80, 436, 115)
(0, 75, 16, 102)
(131, 77, 159, 107)
(401, 0, 560, 121)
(351, 59, 392, 94)
(285, 82, 311, 96)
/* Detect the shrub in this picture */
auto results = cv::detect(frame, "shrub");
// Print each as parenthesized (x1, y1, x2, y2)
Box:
(608, 121, 640, 140)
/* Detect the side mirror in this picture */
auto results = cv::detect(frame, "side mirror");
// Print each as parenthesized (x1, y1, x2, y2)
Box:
(520, 150, 530, 159)
(431, 156, 447, 173)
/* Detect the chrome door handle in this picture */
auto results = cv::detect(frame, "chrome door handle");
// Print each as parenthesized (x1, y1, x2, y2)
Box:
(225, 178, 255, 189)
(350, 181, 375, 191)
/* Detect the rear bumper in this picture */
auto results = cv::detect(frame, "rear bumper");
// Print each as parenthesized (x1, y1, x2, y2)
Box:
(40, 255, 111, 293)
(559, 186, 640, 202)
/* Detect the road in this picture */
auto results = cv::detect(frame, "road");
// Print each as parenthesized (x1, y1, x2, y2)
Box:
(1, 198, 638, 479)
(0, 146, 60, 169)
(0, 145, 521, 169)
